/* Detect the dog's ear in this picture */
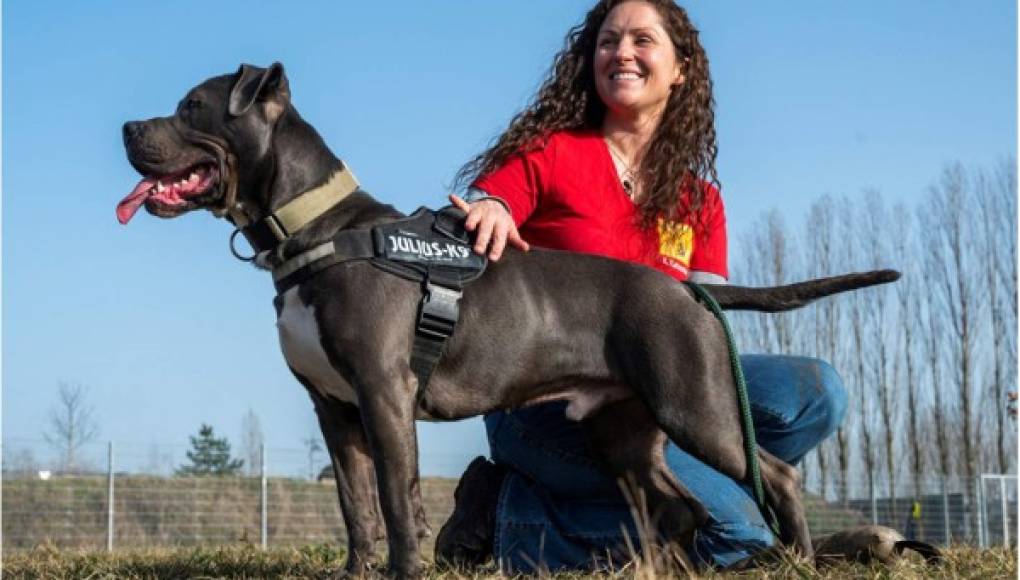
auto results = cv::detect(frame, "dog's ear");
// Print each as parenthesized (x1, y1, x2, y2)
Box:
(228, 62, 291, 120)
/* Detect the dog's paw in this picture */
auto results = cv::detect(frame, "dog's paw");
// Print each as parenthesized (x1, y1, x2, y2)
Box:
(813, 525, 942, 566)
(337, 548, 384, 579)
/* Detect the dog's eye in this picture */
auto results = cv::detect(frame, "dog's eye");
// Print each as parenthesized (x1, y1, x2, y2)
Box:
(183, 98, 204, 112)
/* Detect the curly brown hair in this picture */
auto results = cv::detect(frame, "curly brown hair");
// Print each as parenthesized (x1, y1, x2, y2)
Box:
(455, 0, 719, 232)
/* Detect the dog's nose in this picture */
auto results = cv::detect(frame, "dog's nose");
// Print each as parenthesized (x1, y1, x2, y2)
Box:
(122, 121, 144, 145)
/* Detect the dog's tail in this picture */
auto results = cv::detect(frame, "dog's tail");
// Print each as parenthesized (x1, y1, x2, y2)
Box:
(893, 539, 943, 564)
(698, 269, 900, 312)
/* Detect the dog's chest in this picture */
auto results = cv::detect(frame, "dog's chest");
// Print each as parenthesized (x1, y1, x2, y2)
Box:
(276, 288, 358, 405)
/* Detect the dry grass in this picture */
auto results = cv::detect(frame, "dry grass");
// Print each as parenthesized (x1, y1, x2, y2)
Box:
(1, 543, 1014, 579)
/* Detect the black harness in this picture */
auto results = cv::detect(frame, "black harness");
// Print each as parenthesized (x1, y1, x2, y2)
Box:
(272, 206, 487, 391)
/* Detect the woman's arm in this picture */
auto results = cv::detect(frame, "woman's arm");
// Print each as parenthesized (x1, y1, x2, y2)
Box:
(688, 271, 727, 284)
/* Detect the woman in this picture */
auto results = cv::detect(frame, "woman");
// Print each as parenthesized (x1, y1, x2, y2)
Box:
(435, 0, 847, 572)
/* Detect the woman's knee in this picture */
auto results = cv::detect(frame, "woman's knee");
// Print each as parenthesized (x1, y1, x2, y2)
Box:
(743, 355, 848, 463)
(809, 358, 848, 439)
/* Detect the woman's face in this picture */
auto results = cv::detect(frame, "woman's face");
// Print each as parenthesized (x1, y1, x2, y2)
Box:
(594, 1, 682, 122)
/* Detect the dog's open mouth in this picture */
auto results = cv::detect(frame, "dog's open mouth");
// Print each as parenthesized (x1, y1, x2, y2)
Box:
(117, 163, 219, 224)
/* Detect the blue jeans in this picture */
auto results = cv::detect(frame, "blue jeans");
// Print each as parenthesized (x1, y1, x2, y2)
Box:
(483, 354, 847, 573)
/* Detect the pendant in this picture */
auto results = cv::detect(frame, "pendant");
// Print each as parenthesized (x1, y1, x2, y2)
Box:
(622, 179, 634, 197)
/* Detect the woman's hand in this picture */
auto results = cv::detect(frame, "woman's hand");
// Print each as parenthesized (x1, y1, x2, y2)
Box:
(449, 194, 530, 261)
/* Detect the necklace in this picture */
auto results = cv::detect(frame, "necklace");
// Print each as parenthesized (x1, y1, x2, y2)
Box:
(604, 138, 637, 198)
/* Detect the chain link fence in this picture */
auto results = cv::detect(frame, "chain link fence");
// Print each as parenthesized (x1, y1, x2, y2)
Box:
(1, 439, 458, 552)
(2, 439, 1015, 552)
(803, 473, 1018, 547)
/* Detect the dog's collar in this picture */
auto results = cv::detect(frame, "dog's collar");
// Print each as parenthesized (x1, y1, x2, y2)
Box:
(235, 166, 360, 256)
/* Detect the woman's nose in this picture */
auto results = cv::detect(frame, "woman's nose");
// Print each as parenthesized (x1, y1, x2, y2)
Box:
(613, 39, 635, 61)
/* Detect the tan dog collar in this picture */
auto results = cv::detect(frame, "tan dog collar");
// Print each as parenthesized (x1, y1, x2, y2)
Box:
(235, 166, 360, 256)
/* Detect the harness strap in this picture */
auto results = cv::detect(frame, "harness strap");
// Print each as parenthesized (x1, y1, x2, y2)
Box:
(411, 281, 462, 394)
(272, 241, 336, 281)
(272, 229, 377, 292)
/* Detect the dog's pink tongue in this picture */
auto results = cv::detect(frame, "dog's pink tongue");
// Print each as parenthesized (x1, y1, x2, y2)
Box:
(117, 178, 156, 224)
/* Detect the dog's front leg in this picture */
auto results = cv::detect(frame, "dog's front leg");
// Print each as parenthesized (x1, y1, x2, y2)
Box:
(309, 390, 385, 576)
(357, 369, 423, 579)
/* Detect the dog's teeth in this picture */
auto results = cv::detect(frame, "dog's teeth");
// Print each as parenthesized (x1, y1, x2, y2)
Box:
(156, 181, 166, 193)
(188, 172, 199, 183)
(177, 178, 188, 188)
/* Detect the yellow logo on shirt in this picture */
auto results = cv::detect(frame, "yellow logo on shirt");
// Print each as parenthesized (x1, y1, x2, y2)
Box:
(658, 218, 693, 268)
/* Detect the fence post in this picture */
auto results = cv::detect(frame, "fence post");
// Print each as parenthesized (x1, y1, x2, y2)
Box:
(977, 475, 987, 548)
(107, 441, 115, 552)
(941, 474, 951, 545)
(1000, 475, 1009, 546)
(870, 480, 878, 525)
(260, 444, 268, 549)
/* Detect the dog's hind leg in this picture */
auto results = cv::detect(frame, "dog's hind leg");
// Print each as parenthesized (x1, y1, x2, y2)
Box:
(757, 448, 811, 552)
(617, 303, 813, 559)
(310, 389, 385, 575)
(584, 398, 707, 549)
(642, 390, 814, 558)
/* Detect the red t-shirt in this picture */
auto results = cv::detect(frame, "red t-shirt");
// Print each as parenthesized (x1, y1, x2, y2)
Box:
(474, 129, 728, 281)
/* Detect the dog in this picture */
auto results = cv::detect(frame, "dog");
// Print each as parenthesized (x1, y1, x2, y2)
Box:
(119, 62, 898, 578)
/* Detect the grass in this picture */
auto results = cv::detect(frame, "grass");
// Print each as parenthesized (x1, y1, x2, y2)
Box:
(1, 543, 1015, 579)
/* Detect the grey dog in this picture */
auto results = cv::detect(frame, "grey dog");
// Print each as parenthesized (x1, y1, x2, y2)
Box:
(120, 63, 898, 578)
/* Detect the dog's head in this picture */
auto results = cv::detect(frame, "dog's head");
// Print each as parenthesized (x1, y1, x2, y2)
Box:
(118, 63, 290, 224)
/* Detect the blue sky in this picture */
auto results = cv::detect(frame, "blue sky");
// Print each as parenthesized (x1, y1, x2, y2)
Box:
(3, 1, 1016, 477)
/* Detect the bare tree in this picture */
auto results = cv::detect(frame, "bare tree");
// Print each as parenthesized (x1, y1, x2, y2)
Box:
(926, 164, 982, 506)
(892, 202, 924, 499)
(240, 408, 265, 476)
(974, 165, 1011, 474)
(302, 433, 324, 480)
(733, 217, 773, 352)
(757, 210, 800, 353)
(43, 381, 100, 473)
(805, 195, 841, 500)
(993, 159, 1018, 325)
(839, 195, 876, 502)
(994, 159, 1018, 472)
(4, 447, 40, 476)
(997, 159, 1018, 469)
(861, 190, 899, 520)
(917, 192, 954, 481)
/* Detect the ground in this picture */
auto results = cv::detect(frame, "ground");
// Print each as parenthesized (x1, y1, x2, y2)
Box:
(1, 543, 1014, 579)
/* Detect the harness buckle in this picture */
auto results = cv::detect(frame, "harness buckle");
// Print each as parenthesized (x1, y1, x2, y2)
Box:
(264, 214, 288, 242)
(417, 281, 461, 339)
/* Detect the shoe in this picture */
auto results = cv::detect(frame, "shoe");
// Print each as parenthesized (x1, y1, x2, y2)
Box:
(813, 525, 942, 566)
(434, 456, 507, 569)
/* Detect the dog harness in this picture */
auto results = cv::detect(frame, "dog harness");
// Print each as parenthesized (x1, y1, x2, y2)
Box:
(231, 167, 487, 394)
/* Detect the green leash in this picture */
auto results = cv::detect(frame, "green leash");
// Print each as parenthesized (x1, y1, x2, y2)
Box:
(684, 281, 781, 536)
